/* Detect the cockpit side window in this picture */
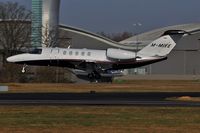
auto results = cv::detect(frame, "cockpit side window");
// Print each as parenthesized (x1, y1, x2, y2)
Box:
(29, 49, 42, 54)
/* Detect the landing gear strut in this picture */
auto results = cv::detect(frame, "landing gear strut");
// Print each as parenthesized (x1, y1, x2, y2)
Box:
(88, 71, 101, 83)
(22, 64, 28, 73)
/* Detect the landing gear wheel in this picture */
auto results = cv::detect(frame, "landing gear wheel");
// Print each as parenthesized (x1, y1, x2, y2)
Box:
(22, 64, 28, 73)
(88, 71, 101, 83)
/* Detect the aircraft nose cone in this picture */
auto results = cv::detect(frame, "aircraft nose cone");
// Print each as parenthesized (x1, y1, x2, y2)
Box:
(7, 56, 16, 63)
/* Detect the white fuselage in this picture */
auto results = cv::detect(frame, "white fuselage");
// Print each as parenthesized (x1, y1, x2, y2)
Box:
(7, 48, 110, 63)
(7, 47, 166, 73)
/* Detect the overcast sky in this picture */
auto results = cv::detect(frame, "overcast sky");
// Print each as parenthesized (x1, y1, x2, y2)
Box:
(0, 0, 200, 33)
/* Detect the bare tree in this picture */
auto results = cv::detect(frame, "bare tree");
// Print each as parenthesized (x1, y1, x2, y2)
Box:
(41, 24, 58, 47)
(41, 24, 73, 49)
(98, 32, 132, 42)
(0, 2, 31, 64)
(111, 32, 133, 42)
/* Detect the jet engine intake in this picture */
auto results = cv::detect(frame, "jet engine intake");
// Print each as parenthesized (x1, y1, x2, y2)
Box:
(106, 48, 136, 60)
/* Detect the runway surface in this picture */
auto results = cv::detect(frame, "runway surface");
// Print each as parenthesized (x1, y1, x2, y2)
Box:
(0, 92, 200, 106)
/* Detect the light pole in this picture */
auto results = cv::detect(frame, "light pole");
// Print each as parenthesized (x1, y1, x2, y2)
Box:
(133, 23, 142, 53)
(133, 23, 142, 75)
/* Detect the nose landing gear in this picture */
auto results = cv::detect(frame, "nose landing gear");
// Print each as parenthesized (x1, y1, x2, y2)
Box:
(22, 64, 28, 73)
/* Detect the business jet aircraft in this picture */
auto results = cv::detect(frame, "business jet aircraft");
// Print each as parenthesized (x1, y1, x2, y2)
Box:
(7, 30, 186, 82)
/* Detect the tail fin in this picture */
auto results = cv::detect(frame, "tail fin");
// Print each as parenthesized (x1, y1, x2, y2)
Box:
(137, 30, 186, 57)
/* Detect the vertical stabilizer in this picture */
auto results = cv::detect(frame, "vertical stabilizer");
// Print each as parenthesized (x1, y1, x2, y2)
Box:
(138, 30, 186, 57)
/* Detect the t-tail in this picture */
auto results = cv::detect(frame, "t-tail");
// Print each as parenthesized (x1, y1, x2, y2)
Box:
(137, 30, 187, 57)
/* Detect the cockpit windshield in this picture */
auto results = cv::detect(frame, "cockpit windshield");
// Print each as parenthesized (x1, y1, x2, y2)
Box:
(28, 48, 42, 54)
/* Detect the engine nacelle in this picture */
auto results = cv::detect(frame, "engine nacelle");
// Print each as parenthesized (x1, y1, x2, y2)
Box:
(107, 48, 136, 60)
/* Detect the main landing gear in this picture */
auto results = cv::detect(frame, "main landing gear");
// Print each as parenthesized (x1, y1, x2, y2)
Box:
(87, 71, 101, 83)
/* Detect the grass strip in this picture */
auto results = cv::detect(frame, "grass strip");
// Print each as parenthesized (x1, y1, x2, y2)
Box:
(0, 106, 199, 133)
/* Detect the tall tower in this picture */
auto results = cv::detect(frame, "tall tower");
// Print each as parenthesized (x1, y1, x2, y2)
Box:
(32, 0, 60, 47)
(42, 0, 60, 47)
(32, 0, 42, 47)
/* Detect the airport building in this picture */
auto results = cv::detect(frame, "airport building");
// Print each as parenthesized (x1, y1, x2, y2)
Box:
(31, 0, 42, 47)
(121, 24, 200, 75)
(59, 24, 200, 76)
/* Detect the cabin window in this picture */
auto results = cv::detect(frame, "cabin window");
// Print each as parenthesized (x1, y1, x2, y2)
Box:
(87, 52, 91, 56)
(63, 51, 67, 55)
(81, 52, 85, 56)
(69, 51, 73, 55)
(75, 51, 79, 56)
